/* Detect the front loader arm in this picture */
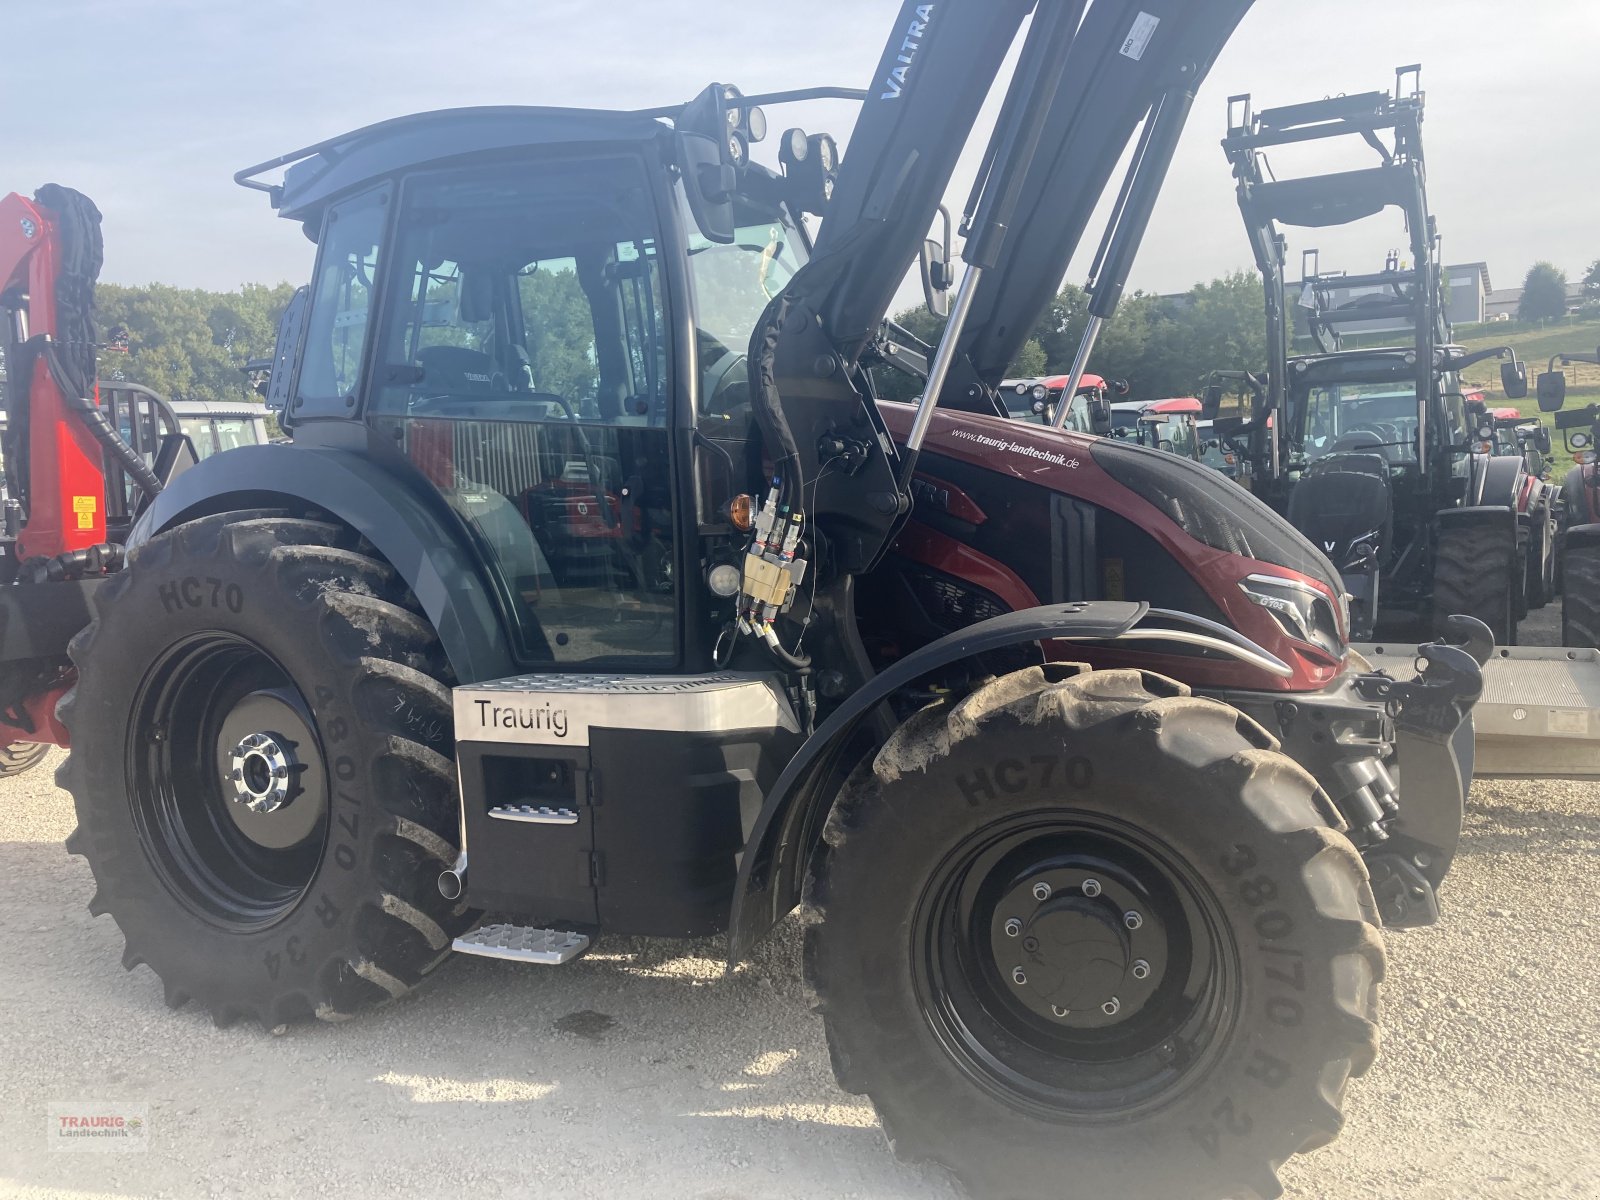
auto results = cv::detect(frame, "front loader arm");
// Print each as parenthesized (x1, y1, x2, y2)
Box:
(748, 0, 1259, 627)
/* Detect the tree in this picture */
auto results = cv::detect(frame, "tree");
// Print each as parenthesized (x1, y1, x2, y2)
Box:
(1582, 258, 1600, 305)
(94, 281, 298, 402)
(1518, 262, 1569, 323)
(1006, 337, 1047, 379)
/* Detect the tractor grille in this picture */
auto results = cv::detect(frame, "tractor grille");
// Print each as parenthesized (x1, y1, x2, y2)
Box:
(905, 568, 1009, 633)
(405, 417, 552, 498)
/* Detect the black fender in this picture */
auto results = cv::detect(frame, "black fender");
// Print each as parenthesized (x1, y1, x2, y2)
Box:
(128, 443, 516, 685)
(1436, 502, 1517, 547)
(1476, 453, 1527, 511)
(727, 600, 1148, 961)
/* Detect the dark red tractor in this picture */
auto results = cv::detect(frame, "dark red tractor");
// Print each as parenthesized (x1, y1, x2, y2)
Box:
(4, 2, 1492, 1196)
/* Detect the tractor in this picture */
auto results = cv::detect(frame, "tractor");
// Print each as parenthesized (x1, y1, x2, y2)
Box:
(2, 2, 1490, 1196)
(1220, 68, 1531, 644)
(1535, 353, 1600, 647)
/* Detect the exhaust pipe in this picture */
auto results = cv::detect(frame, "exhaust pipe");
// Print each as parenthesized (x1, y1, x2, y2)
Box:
(438, 852, 467, 901)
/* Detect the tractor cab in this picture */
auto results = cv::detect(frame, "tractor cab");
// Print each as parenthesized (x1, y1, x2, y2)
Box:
(998, 372, 1114, 426)
(1106, 396, 1201, 458)
(245, 97, 841, 673)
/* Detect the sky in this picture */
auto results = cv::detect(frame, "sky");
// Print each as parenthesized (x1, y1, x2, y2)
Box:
(6, 0, 1597, 306)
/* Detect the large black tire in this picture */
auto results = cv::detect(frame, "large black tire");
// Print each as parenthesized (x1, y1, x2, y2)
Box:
(60, 512, 470, 1028)
(1554, 467, 1590, 596)
(1433, 519, 1517, 645)
(1563, 539, 1600, 649)
(0, 740, 50, 778)
(805, 667, 1383, 1200)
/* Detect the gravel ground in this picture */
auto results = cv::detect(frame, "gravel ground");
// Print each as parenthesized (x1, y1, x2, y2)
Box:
(1, 752, 1595, 1200)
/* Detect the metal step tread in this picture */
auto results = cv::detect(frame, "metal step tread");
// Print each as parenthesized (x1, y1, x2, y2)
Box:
(453, 924, 590, 965)
(489, 804, 580, 825)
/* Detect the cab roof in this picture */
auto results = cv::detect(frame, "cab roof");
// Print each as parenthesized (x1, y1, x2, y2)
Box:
(237, 106, 667, 221)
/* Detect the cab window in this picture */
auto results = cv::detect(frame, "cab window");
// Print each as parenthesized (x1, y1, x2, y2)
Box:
(370, 156, 678, 669)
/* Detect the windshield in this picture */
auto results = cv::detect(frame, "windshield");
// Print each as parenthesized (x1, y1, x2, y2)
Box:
(180, 416, 260, 459)
(1296, 384, 1419, 464)
(686, 202, 808, 416)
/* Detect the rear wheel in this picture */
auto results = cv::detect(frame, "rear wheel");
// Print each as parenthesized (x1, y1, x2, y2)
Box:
(0, 740, 49, 778)
(60, 512, 470, 1028)
(1433, 519, 1516, 645)
(806, 667, 1383, 1200)
(1563, 539, 1600, 649)
(0, 742, 50, 780)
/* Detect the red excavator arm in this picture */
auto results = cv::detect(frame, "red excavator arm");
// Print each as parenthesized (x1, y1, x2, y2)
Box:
(0, 186, 175, 749)
(0, 189, 110, 557)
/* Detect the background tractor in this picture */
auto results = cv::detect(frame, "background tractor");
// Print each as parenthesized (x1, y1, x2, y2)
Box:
(1218, 68, 1532, 644)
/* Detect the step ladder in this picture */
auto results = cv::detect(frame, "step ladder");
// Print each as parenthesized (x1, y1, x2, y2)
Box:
(452, 923, 590, 965)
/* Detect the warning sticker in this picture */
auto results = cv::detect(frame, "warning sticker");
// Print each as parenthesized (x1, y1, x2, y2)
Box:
(73, 495, 97, 530)
(1119, 11, 1160, 61)
(1547, 709, 1588, 736)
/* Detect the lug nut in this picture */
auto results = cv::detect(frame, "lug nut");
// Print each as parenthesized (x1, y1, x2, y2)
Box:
(1051, 1005, 1070, 1019)
(1003, 918, 1022, 938)
(1081, 879, 1102, 897)
(1012, 967, 1027, 986)
(1124, 911, 1143, 930)
(1102, 997, 1121, 1016)
(1032, 882, 1052, 901)
(1131, 959, 1150, 980)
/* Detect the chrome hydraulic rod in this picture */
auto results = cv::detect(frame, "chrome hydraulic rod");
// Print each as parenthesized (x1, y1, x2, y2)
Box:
(899, 263, 986, 478)
(1052, 315, 1104, 429)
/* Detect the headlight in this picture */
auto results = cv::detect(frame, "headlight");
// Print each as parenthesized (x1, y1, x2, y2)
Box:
(1239, 573, 1344, 657)
(1031, 384, 1048, 401)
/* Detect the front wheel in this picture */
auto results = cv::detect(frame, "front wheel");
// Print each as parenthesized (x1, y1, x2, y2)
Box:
(1434, 519, 1516, 645)
(1563, 538, 1600, 649)
(806, 667, 1383, 1200)
(60, 512, 471, 1028)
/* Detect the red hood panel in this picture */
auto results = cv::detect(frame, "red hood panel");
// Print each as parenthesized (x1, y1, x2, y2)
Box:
(880, 402, 1346, 692)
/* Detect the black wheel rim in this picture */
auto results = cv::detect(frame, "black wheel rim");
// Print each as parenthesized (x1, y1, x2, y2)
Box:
(127, 633, 328, 932)
(912, 811, 1240, 1121)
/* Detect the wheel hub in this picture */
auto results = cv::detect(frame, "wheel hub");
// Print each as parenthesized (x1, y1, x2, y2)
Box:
(228, 731, 295, 814)
(991, 865, 1168, 1029)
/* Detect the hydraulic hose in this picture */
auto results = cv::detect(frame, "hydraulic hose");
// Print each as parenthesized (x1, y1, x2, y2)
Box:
(41, 339, 164, 499)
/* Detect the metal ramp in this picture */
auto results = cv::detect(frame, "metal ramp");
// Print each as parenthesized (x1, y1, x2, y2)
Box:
(1355, 643, 1600, 777)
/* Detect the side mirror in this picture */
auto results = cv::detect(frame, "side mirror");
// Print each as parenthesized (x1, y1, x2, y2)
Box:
(1501, 359, 1528, 400)
(1536, 370, 1567, 412)
(1088, 394, 1112, 437)
(675, 130, 735, 245)
(264, 285, 309, 415)
(1535, 426, 1553, 456)
(920, 240, 952, 319)
(919, 205, 954, 319)
(1200, 384, 1224, 420)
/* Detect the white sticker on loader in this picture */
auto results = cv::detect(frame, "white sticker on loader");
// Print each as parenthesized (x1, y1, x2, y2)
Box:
(1119, 12, 1160, 61)
(1547, 708, 1588, 736)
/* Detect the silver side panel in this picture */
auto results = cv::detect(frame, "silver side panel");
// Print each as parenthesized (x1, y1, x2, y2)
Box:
(1355, 643, 1600, 777)
(453, 672, 799, 748)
